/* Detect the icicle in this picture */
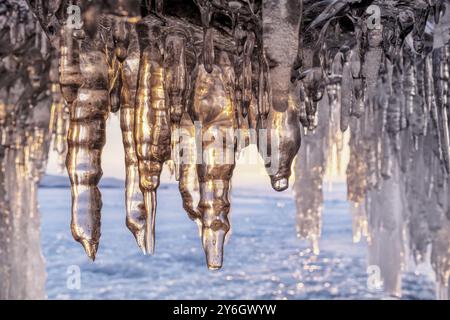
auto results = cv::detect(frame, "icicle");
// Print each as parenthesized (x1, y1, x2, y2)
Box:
(432, 1, 446, 24)
(258, 50, 271, 118)
(164, 30, 187, 125)
(410, 56, 428, 137)
(178, 113, 201, 231)
(109, 18, 131, 113)
(433, 45, 450, 173)
(365, 102, 380, 186)
(412, 7, 430, 54)
(219, 50, 246, 154)
(59, 25, 82, 106)
(241, 31, 255, 117)
(135, 21, 170, 254)
(406, 137, 432, 265)
(197, 0, 214, 73)
(108, 53, 123, 113)
(386, 65, 403, 152)
(424, 54, 434, 114)
(50, 75, 69, 172)
(117, 24, 146, 252)
(325, 52, 345, 179)
(300, 47, 325, 131)
(302, 68, 324, 131)
(347, 119, 367, 205)
(350, 23, 364, 118)
(340, 48, 352, 132)
(164, 27, 188, 182)
(298, 81, 309, 129)
(381, 132, 393, 179)
(233, 22, 245, 117)
(362, 27, 383, 100)
(262, 0, 302, 112)
(66, 29, 109, 260)
(66, 99, 106, 260)
(293, 98, 328, 254)
(54, 102, 69, 172)
(258, 83, 301, 191)
(403, 46, 417, 121)
(189, 52, 238, 270)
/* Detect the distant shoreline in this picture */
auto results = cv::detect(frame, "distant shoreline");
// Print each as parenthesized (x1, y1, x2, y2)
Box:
(38, 174, 176, 190)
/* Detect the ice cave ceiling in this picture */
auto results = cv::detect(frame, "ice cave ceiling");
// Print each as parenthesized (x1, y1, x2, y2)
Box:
(1, 0, 450, 299)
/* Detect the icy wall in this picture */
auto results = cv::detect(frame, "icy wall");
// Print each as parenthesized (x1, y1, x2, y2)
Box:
(0, 0, 450, 299)
(0, 0, 51, 298)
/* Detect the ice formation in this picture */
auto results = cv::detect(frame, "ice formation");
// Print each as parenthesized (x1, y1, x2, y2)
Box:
(0, 0, 50, 298)
(1, 0, 450, 299)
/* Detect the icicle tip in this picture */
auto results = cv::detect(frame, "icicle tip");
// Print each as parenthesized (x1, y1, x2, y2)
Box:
(79, 239, 99, 261)
(271, 177, 289, 192)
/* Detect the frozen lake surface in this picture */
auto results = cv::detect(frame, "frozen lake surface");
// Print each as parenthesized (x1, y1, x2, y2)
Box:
(39, 182, 436, 299)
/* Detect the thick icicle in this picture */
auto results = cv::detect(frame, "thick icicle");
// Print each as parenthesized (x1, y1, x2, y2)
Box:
(293, 97, 328, 254)
(262, 0, 302, 112)
(197, 0, 214, 73)
(164, 28, 188, 181)
(258, 83, 301, 191)
(362, 26, 383, 100)
(164, 29, 188, 125)
(191, 52, 237, 270)
(118, 23, 147, 251)
(66, 18, 110, 260)
(134, 18, 170, 254)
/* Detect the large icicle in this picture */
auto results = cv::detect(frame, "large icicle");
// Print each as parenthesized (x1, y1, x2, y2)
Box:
(191, 52, 237, 270)
(134, 18, 170, 254)
(293, 96, 328, 254)
(119, 23, 147, 251)
(262, 0, 302, 112)
(66, 15, 110, 260)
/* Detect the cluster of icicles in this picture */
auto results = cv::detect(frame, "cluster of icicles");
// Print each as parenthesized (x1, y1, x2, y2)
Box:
(53, 0, 305, 271)
(292, 0, 450, 299)
(1, 0, 450, 299)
